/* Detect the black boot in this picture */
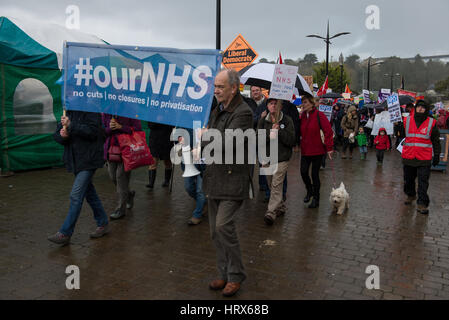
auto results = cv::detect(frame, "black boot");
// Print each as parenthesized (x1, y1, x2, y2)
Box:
(308, 187, 320, 208)
(146, 169, 156, 189)
(162, 168, 172, 187)
(308, 196, 320, 208)
(303, 185, 313, 203)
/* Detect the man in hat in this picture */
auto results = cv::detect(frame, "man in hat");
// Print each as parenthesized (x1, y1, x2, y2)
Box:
(402, 100, 440, 214)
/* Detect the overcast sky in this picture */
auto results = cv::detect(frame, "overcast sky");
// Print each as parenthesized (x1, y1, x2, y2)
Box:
(3, 0, 449, 62)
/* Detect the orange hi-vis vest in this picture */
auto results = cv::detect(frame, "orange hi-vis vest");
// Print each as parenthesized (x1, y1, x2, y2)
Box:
(402, 115, 435, 161)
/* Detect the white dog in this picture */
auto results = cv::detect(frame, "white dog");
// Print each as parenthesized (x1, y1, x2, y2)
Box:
(329, 182, 349, 215)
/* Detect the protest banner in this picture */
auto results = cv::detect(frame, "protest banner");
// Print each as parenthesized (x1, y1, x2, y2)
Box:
(318, 104, 332, 121)
(222, 34, 258, 71)
(269, 64, 298, 100)
(397, 89, 416, 99)
(342, 93, 351, 100)
(363, 89, 371, 103)
(63, 42, 221, 129)
(387, 93, 402, 123)
(378, 88, 391, 103)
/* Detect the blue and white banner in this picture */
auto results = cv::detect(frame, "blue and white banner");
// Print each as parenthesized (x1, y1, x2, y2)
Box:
(318, 104, 332, 121)
(387, 93, 402, 123)
(63, 42, 222, 129)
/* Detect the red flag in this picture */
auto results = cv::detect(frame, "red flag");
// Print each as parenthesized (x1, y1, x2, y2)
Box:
(317, 76, 328, 97)
(277, 52, 283, 64)
(344, 84, 351, 94)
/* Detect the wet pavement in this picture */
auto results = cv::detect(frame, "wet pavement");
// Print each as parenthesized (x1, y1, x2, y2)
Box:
(1, 148, 449, 300)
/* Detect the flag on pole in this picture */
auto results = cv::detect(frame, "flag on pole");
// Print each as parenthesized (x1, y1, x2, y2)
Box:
(317, 76, 328, 97)
(344, 84, 351, 94)
(277, 52, 283, 64)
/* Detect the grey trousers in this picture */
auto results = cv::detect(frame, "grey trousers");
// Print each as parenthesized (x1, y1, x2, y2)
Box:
(107, 161, 131, 214)
(208, 199, 246, 283)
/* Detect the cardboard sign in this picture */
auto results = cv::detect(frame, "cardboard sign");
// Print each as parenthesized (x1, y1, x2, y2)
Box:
(319, 104, 332, 121)
(378, 88, 391, 103)
(363, 89, 371, 103)
(397, 138, 405, 153)
(342, 93, 351, 100)
(371, 111, 394, 135)
(222, 34, 258, 71)
(387, 93, 402, 123)
(269, 64, 298, 100)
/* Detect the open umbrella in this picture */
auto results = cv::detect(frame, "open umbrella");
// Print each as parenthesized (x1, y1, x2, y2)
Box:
(240, 63, 313, 95)
(320, 92, 343, 99)
(379, 95, 415, 109)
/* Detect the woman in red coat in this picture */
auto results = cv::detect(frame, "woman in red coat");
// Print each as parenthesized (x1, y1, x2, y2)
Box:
(299, 93, 334, 208)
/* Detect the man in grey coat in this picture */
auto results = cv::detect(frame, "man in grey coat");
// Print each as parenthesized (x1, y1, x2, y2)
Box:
(202, 69, 253, 297)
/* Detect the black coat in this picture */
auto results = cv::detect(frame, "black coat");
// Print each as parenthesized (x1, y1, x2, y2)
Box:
(257, 111, 296, 163)
(53, 111, 105, 174)
(281, 101, 301, 146)
(147, 122, 174, 160)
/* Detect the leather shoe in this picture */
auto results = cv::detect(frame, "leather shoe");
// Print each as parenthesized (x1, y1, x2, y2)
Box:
(222, 282, 241, 297)
(209, 279, 226, 290)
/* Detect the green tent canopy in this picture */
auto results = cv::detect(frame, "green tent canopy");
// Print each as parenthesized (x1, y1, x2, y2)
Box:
(0, 16, 104, 173)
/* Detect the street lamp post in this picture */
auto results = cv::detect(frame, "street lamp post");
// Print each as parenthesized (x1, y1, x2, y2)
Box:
(306, 20, 350, 77)
(384, 72, 401, 92)
(367, 57, 383, 91)
(339, 53, 344, 93)
(216, 0, 221, 50)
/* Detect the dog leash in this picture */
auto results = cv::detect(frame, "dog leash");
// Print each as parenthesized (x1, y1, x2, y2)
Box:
(329, 155, 337, 189)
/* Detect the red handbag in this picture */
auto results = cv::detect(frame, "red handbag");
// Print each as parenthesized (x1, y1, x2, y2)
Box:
(117, 130, 154, 171)
(108, 144, 122, 162)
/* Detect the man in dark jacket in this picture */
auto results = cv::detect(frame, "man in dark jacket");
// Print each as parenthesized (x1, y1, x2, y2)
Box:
(202, 69, 253, 297)
(48, 111, 109, 245)
(257, 98, 296, 225)
(402, 100, 440, 215)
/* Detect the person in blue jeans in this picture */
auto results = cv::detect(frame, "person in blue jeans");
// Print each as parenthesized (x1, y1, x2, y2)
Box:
(182, 162, 206, 225)
(178, 130, 206, 225)
(48, 111, 109, 245)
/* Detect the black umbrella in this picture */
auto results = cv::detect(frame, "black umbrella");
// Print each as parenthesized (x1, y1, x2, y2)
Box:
(375, 104, 386, 111)
(379, 95, 415, 109)
(362, 103, 377, 110)
(320, 92, 343, 99)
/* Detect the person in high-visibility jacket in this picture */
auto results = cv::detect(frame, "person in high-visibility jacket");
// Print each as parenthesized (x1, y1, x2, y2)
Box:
(402, 100, 440, 215)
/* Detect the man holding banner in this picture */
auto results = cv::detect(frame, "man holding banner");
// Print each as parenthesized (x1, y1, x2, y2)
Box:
(48, 111, 109, 245)
(402, 100, 440, 215)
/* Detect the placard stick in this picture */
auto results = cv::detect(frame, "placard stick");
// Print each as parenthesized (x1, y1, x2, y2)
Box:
(62, 109, 67, 130)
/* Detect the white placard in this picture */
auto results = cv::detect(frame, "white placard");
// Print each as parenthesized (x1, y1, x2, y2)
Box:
(387, 93, 402, 123)
(318, 104, 332, 121)
(269, 64, 298, 100)
(396, 138, 405, 153)
(371, 111, 394, 135)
